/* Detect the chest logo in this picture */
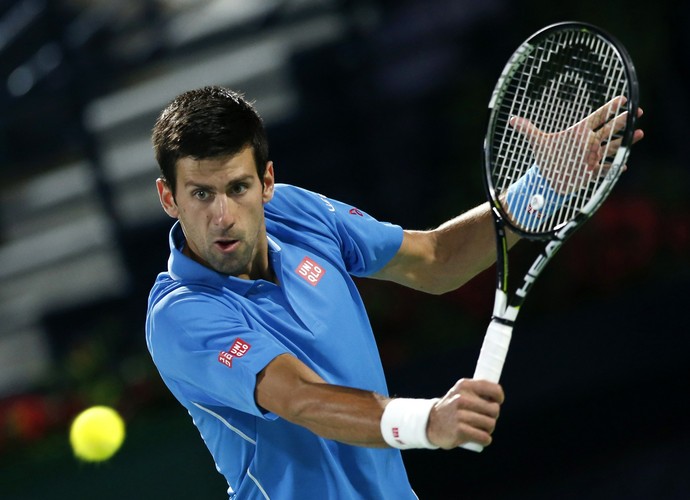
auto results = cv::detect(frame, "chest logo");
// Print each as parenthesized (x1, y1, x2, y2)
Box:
(295, 256, 325, 286)
(218, 338, 251, 368)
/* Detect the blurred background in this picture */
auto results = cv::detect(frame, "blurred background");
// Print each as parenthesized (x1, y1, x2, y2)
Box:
(0, 0, 688, 498)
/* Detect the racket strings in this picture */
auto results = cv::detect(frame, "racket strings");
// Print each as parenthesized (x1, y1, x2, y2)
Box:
(555, 33, 627, 224)
(491, 28, 631, 234)
(559, 38, 628, 227)
(532, 32, 604, 230)
(548, 33, 604, 229)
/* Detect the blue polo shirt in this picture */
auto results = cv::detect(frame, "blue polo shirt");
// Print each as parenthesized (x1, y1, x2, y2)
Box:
(146, 184, 418, 499)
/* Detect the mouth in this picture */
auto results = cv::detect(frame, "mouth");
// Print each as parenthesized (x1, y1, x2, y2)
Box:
(214, 239, 240, 253)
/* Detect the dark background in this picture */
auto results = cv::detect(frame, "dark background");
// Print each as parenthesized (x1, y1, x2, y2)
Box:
(0, 0, 688, 498)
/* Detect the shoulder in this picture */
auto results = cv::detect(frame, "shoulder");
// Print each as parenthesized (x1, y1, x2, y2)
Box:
(266, 184, 339, 221)
(146, 282, 246, 363)
(264, 184, 343, 246)
(150, 282, 238, 319)
(148, 282, 241, 341)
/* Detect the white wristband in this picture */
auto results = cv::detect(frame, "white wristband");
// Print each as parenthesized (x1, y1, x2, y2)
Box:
(380, 398, 439, 450)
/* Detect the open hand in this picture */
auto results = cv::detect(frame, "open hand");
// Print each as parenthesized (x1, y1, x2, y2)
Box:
(508, 96, 644, 194)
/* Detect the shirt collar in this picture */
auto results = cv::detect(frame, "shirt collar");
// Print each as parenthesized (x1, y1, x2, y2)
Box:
(167, 221, 279, 296)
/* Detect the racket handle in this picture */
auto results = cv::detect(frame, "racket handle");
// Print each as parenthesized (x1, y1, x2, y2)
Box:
(472, 320, 513, 383)
(460, 320, 513, 453)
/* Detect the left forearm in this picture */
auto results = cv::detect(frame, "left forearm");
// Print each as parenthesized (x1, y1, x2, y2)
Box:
(373, 202, 519, 294)
(428, 201, 519, 294)
(432, 202, 501, 290)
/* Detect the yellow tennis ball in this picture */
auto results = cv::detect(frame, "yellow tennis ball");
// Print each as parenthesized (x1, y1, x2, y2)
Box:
(69, 406, 125, 462)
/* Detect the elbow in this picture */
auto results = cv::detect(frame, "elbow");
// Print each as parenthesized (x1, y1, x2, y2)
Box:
(428, 284, 456, 296)
(423, 279, 462, 296)
(271, 379, 324, 427)
(408, 274, 459, 296)
(423, 242, 463, 295)
(255, 354, 326, 425)
(280, 392, 313, 424)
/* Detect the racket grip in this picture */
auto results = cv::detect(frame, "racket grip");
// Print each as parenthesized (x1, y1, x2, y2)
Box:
(472, 320, 513, 383)
(460, 320, 513, 453)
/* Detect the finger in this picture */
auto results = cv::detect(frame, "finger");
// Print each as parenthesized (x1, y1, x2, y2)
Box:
(586, 95, 627, 130)
(632, 128, 644, 145)
(452, 392, 502, 419)
(602, 136, 624, 156)
(602, 129, 641, 152)
(599, 111, 628, 139)
(606, 135, 623, 148)
(593, 158, 629, 178)
(455, 421, 495, 448)
(509, 116, 542, 143)
(456, 410, 499, 435)
(461, 379, 505, 405)
(443, 410, 498, 448)
(598, 104, 644, 143)
(599, 107, 642, 141)
(599, 126, 644, 154)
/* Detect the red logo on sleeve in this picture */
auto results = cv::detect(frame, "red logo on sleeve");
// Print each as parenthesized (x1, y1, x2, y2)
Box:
(218, 338, 251, 368)
(295, 257, 325, 286)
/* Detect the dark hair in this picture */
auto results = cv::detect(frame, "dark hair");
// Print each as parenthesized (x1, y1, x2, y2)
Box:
(151, 86, 269, 195)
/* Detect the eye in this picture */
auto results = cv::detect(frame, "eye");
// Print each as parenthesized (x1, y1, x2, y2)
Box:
(230, 183, 249, 195)
(192, 189, 211, 201)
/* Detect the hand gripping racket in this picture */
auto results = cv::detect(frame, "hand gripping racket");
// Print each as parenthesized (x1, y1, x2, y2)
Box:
(462, 22, 639, 452)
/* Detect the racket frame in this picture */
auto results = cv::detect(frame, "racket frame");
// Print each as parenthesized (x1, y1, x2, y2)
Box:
(462, 22, 639, 453)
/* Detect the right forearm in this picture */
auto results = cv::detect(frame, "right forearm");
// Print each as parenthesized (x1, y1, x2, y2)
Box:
(255, 353, 390, 447)
(255, 354, 504, 451)
(287, 382, 391, 447)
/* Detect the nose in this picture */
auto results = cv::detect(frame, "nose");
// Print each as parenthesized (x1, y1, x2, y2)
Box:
(211, 195, 235, 228)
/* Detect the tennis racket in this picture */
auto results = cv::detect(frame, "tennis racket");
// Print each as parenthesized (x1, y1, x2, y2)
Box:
(462, 22, 640, 452)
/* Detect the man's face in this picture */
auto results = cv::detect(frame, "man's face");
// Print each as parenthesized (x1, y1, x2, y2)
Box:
(157, 146, 275, 280)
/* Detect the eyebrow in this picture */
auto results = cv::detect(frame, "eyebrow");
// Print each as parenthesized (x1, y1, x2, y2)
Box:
(183, 174, 255, 190)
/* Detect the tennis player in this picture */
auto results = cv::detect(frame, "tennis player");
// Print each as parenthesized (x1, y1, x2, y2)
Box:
(146, 86, 506, 499)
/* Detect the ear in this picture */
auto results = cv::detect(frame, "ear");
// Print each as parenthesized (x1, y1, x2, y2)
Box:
(262, 161, 275, 204)
(156, 178, 179, 219)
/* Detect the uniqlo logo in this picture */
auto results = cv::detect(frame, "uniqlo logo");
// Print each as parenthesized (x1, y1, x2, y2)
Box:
(218, 351, 233, 368)
(218, 338, 251, 368)
(295, 257, 325, 286)
(229, 338, 250, 357)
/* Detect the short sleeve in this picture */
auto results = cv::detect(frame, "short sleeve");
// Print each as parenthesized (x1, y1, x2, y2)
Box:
(326, 197, 403, 277)
(266, 185, 403, 278)
(147, 288, 290, 418)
